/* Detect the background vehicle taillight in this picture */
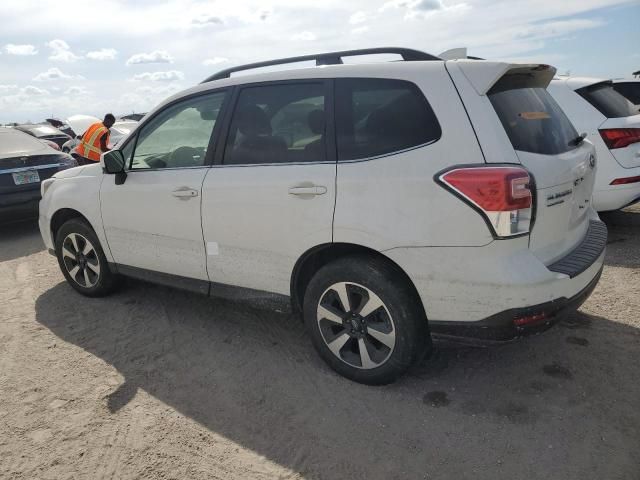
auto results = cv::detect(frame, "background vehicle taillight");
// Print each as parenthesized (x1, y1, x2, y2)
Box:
(438, 166, 533, 238)
(610, 175, 640, 185)
(599, 128, 640, 149)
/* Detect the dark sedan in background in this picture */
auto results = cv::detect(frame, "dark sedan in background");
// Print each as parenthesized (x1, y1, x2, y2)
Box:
(0, 128, 77, 222)
(14, 124, 71, 149)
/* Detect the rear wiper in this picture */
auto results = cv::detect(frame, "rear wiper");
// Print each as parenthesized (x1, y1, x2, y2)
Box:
(569, 132, 587, 147)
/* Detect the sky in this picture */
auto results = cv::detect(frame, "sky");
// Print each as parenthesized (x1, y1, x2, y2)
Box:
(0, 0, 638, 123)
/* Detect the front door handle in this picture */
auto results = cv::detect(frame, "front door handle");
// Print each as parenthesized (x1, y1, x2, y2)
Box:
(172, 187, 199, 199)
(288, 185, 327, 196)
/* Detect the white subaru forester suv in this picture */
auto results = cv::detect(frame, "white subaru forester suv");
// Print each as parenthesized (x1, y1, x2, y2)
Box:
(39, 48, 606, 385)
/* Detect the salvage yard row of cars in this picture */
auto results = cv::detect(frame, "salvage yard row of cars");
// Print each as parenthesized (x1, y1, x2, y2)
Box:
(4, 47, 640, 384)
(0, 115, 141, 221)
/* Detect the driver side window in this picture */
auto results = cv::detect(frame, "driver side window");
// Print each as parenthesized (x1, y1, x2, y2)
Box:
(129, 91, 227, 170)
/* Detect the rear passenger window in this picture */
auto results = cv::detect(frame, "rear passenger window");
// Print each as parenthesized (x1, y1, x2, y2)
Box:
(489, 85, 579, 155)
(612, 82, 640, 106)
(335, 78, 441, 161)
(577, 82, 638, 118)
(224, 83, 326, 165)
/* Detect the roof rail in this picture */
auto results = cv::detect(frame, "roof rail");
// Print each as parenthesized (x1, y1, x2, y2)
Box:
(201, 47, 440, 83)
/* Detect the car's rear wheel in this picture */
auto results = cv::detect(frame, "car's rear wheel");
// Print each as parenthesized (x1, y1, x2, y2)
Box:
(303, 255, 430, 385)
(55, 218, 117, 297)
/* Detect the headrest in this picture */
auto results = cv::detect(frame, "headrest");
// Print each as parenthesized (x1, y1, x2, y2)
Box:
(307, 109, 325, 135)
(236, 105, 272, 136)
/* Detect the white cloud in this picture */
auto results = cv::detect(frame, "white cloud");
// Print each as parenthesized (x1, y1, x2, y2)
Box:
(46, 39, 81, 62)
(351, 26, 369, 35)
(381, 0, 469, 18)
(126, 50, 174, 65)
(132, 70, 185, 82)
(5, 44, 38, 55)
(202, 57, 229, 66)
(64, 86, 90, 96)
(33, 67, 84, 82)
(86, 48, 118, 60)
(292, 31, 316, 41)
(22, 86, 50, 96)
(0, 84, 18, 94)
(349, 11, 367, 24)
(192, 15, 224, 26)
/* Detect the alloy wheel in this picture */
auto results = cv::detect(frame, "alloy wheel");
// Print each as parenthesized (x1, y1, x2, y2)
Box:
(61, 233, 101, 288)
(316, 282, 396, 369)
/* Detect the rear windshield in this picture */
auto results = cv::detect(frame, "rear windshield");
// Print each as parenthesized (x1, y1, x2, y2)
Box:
(488, 86, 579, 155)
(576, 82, 637, 118)
(0, 128, 48, 155)
(612, 82, 640, 107)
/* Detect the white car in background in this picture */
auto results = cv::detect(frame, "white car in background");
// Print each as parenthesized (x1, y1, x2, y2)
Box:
(62, 116, 138, 153)
(548, 77, 640, 211)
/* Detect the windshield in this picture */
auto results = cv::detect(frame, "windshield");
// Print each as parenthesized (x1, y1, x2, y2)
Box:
(577, 82, 638, 118)
(27, 125, 62, 136)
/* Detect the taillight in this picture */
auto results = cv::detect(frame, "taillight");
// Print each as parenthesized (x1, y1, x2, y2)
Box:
(610, 175, 640, 185)
(599, 128, 640, 149)
(438, 166, 533, 238)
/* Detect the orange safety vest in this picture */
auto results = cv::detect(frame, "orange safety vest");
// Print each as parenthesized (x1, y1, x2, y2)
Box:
(76, 122, 110, 161)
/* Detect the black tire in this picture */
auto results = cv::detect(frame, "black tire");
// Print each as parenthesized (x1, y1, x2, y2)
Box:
(303, 255, 430, 385)
(54, 218, 118, 297)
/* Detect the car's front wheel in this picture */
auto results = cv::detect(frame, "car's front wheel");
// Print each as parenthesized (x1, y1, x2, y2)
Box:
(303, 255, 430, 385)
(55, 218, 117, 297)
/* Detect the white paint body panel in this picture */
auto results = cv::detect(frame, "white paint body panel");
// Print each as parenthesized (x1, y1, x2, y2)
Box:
(38, 164, 113, 261)
(386, 220, 604, 322)
(100, 168, 209, 280)
(201, 163, 335, 295)
(333, 62, 492, 249)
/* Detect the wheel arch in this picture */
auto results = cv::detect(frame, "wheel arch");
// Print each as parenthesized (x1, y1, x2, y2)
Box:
(50, 208, 95, 245)
(290, 242, 427, 321)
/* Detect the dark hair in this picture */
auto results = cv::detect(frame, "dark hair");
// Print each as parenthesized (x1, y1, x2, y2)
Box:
(104, 113, 116, 123)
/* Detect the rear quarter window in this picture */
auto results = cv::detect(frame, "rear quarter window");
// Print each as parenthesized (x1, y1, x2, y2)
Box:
(576, 82, 637, 118)
(335, 78, 441, 161)
(612, 82, 640, 107)
(488, 85, 578, 155)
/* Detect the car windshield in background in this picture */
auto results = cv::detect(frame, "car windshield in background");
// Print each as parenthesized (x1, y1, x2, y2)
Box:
(489, 86, 579, 155)
(577, 82, 638, 118)
(23, 125, 62, 137)
(612, 82, 640, 107)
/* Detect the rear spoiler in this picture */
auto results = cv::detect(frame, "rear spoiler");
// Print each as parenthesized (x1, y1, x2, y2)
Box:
(451, 60, 557, 96)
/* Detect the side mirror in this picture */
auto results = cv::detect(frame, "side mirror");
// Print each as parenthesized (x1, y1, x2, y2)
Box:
(101, 150, 127, 185)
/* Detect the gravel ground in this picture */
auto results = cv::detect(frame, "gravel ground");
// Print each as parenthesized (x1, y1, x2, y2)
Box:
(0, 207, 639, 480)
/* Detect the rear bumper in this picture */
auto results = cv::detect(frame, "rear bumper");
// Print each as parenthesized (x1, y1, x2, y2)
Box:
(428, 266, 602, 343)
(593, 162, 640, 212)
(594, 183, 640, 211)
(0, 190, 40, 220)
(384, 219, 606, 336)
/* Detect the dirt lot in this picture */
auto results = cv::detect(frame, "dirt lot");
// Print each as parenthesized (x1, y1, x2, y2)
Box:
(1, 208, 639, 480)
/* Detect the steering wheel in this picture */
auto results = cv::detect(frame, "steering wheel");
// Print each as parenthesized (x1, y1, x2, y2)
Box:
(169, 146, 203, 167)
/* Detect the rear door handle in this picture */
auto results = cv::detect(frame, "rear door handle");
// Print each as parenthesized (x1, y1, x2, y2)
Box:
(172, 187, 199, 199)
(288, 186, 327, 196)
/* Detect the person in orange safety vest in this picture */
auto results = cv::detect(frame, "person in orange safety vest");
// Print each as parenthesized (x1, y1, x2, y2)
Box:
(74, 113, 116, 165)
